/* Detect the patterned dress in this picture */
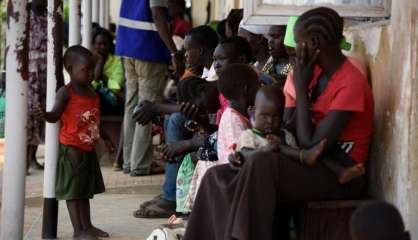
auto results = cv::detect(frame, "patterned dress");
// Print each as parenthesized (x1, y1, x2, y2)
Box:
(27, 11, 47, 145)
(185, 108, 251, 210)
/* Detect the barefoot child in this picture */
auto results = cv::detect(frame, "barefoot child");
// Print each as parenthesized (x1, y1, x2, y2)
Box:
(231, 85, 365, 184)
(34, 46, 109, 239)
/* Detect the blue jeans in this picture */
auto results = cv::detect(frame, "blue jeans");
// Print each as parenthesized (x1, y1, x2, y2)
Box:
(162, 113, 193, 202)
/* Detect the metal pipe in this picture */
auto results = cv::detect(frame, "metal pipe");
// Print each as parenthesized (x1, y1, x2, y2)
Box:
(0, 0, 29, 239)
(69, 0, 81, 46)
(82, 0, 92, 49)
(92, 0, 99, 23)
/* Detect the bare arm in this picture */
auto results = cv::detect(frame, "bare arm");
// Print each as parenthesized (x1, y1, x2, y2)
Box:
(36, 87, 70, 123)
(133, 100, 181, 125)
(93, 55, 106, 82)
(293, 45, 352, 148)
(151, 7, 177, 54)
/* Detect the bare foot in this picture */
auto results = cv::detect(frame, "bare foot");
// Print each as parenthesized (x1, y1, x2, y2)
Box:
(304, 139, 327, 167)
(339, 164, 365, 184)
(168, 214, 177, 224)
(87, 225, 109, 238)
(73, 231, 98, 240)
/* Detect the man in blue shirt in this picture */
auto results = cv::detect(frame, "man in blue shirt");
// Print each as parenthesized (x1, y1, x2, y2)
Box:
(116, 0, 180, 217)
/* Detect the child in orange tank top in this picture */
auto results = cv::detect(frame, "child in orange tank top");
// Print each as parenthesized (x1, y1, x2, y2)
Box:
(34, 46, 109, 239)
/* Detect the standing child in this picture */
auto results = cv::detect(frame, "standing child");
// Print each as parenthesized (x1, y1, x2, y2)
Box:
(34, 46, 109, 239)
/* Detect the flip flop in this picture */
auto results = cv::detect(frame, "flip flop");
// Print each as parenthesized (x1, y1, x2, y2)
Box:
(133, 201, 176, 219)
(139, 194, 163, 209)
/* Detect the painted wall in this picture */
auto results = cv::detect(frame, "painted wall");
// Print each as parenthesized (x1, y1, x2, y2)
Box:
(344, 0, 418, 237)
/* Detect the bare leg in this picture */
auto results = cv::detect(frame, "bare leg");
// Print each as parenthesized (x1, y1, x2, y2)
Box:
(27, 144, 43, 171)
(277, 139, 327, 167)
(80, 199, 109, 238)
(338, 164, 365, 184)
(66, 200, 84, 238)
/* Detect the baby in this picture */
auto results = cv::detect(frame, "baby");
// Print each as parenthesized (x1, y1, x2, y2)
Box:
(230, 85, 365, 184)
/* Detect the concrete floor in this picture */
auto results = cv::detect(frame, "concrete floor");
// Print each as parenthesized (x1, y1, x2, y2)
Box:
(23, 186, 168, 240)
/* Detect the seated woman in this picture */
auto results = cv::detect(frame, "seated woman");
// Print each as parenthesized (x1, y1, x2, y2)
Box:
(237, 23, 270, 71)
(184, 7, 374, 240)
(91, 27, 124, 116)
(264, 25, 292, 87)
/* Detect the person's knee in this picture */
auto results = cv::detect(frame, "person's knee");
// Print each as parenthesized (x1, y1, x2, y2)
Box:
(243, 151, 279, 170)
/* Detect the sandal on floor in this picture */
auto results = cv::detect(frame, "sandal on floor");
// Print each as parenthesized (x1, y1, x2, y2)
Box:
(139, 194, 163, 209)
(134, 198, 176, 219)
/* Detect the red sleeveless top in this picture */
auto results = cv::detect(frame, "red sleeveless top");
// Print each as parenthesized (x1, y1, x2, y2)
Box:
(59, 84, 100, 151)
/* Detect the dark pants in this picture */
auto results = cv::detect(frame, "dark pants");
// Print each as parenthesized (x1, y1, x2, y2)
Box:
(184, 151, 366, 240)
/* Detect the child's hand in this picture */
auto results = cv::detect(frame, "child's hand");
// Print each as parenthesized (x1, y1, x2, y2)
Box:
(228, 151, 245, 171)
(259, 134, 283, 152)
(33, 104, 46, 120)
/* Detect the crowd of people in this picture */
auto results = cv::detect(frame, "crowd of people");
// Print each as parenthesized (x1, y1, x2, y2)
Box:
(25, 0, 411, 239)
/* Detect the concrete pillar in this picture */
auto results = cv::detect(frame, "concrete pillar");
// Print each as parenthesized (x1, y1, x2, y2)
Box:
(104, 0, 109, 29)
(99, 0, 105, 28)
(92, 0, 99, 23)
(82, 0, 92, 49)
(0, 0, 29, 239)
(41, 0, 63, 238)
(69, 0, 81, 46)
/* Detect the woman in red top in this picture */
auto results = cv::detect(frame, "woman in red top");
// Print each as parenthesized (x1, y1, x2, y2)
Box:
(34, 46, 109, 239)
(184, 7, 374, 240)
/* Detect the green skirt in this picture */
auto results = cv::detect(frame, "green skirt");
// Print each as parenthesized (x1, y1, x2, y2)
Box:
(55, 144, 105, 200)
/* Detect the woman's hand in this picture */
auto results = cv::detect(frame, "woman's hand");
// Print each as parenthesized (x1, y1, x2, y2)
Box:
(293, 43, 320, 92)
(228, 151, 245, 171)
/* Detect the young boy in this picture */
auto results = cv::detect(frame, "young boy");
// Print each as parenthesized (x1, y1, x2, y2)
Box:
(350, 201, 410, 240)
(34, 46, 108, 239)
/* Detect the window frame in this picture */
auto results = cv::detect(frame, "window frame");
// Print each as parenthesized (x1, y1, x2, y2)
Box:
(243, 0, 391, 25)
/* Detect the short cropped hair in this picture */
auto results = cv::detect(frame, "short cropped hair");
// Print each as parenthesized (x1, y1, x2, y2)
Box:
(220, 36, 253, 63)
(350, 201, 410, 240)
(217, 63, 258, 101)
(63, 45, 93, 70)
(186, 25, 219, 54)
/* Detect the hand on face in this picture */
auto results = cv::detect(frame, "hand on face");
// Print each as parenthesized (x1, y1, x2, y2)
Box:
(293, 42, 320, 92)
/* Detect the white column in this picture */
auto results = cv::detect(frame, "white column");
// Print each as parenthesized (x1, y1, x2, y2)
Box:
(82, 0, 92, 49)
(104, 0, 109, 29)
(92, 0, 100, 23)
(0, 0, 28, 239)
(43, 0, 61, 201)
(99, 0, 105, 28)
(69, 0, 81, 46)
(41, 1, 62, 237)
